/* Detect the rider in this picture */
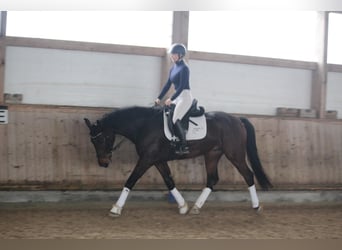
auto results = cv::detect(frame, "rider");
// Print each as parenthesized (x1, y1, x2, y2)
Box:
(155, 43, 194, 155)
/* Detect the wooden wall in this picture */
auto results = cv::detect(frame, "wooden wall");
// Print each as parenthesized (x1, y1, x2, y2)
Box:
(1, 104, 341, 191)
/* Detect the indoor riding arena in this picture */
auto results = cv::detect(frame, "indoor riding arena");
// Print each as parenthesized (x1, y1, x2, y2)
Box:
(0, 10, 342, 240)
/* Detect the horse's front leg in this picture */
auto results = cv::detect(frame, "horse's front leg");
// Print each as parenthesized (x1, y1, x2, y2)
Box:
(109, 158, 151, 217)
(155, 162, 189, 215)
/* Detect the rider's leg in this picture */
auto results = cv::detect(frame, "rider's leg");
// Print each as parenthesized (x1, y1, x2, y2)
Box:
(174, 119, 189, 155)
(172, 90, 193, 155)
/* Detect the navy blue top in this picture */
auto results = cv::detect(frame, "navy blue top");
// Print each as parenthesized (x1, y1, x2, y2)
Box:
(158, 60, 190, 101)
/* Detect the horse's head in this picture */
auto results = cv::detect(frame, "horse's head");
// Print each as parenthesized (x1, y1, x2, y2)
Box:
(84, 118, 115, 168)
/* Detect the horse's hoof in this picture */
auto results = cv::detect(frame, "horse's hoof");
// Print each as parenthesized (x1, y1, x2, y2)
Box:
(254, 205, 263, 214)
(179, 202, 189, 215)
(109, 205, 122, 217)
(189, 205, 200, 215)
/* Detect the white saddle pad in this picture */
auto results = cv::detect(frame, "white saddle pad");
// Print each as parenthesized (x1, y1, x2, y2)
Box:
(163, 111, 207, 141)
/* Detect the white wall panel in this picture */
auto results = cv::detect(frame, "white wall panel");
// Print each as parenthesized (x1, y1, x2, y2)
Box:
(327, 72, 342, 119)
(4, 46, 324, 117)
(4, 46, 162, 107)
(189, 60, 312, 115)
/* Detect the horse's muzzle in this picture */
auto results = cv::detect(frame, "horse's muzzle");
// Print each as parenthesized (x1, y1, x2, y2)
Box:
(98, 161, 109, 168)
(98, 155, 111, 168)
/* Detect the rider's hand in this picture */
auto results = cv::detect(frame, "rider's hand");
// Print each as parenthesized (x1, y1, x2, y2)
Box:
(155, 98, 161, 105)
(165, 98, 172, 106)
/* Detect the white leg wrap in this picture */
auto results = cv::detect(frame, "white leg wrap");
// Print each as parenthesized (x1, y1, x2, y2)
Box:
(178, 202, 189, 215)
(248, 185, 259, 208)
(116, 187, 130, 208)
(194, 187, 212, 209)
(109, 205, 122, 217)
(170, 188, 185, 207)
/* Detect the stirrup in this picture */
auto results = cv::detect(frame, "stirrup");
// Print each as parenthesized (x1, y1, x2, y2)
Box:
(175, 145, 189, 155)
(170, 139, 177, 148)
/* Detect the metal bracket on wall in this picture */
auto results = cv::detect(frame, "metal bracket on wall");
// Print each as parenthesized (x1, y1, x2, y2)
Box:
(0, 105, 8, 124)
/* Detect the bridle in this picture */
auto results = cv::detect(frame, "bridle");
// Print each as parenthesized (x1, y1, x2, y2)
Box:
(91, 132, 104, 140)
(91, 132, 125, 153)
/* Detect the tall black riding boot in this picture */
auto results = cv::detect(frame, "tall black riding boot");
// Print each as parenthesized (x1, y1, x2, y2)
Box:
(174, 120, 190, 155)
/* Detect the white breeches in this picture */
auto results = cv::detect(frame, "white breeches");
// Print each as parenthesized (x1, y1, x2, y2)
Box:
(172, 90, 194, 124)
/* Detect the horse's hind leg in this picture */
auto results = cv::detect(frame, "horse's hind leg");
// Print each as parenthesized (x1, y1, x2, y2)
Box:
(190, 149, 222, 215)
(155, 162, 188, 215)
(230, 158, 261, 211)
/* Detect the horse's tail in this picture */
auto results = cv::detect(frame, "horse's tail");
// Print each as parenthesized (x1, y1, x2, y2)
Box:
(240, 117, 273, 190)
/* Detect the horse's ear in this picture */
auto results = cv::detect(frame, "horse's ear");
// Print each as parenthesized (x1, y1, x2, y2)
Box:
(84, 118, 92, 129)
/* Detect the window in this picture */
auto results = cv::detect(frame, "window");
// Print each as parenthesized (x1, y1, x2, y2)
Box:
(188, 11, 318, 61)
(328, 13, 342, 64)
(6, 11, 173, 48)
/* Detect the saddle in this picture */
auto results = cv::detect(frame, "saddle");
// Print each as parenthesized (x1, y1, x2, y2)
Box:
(165, 99, 205, 139)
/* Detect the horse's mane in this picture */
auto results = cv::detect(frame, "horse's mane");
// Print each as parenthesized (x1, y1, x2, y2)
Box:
(101, 106, 162, 127)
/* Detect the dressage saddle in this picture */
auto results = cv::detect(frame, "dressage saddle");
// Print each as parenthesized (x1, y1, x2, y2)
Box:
(165, 99, 205, 138)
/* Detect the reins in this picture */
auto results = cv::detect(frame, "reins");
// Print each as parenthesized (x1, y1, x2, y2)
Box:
(112, 137, 125, 151)
(91, 132, 125, 152)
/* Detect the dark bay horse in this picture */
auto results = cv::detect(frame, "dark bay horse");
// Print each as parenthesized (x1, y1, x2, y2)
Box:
(84, 106, 272, 216)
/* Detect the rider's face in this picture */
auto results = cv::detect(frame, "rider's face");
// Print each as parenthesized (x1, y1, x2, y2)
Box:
(170, 53, 180, 63)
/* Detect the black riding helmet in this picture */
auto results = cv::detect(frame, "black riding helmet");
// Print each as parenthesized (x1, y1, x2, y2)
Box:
(168, 43, 187, 58)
